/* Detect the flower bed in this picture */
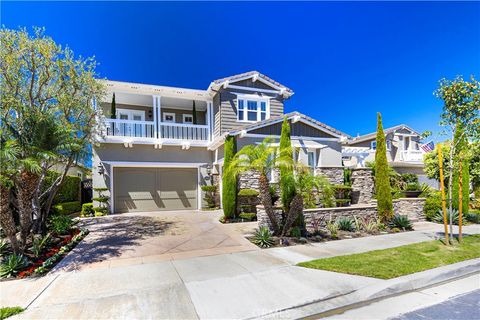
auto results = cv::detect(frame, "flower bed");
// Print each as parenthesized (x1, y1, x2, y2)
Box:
(1, 228, 89, 280)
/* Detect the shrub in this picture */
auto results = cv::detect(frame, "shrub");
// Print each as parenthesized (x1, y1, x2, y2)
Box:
(401, 173, 418, 184)
(434, 209, 459, 225)
(252, 226, 274, 248)
(424, 191, 442, 221)
(337, 217, 355, 232)
(92, 197, 109, 203)
(239, 212, 256, 221)
(375, 113, 393, 222)
(405, 182, 421, 191)
(326, 216, 339, 239)
(93, 207, 108, 216)
(51, 201, 81, 215)
(238, 188, 259, 197)
(81, 203, 94, 217)
(222, 136, 237, 218)
(48, 215, 76, 235)
(43, 171, 81, 204)
(289, 226, 301, 238)
(389, 215, 413, 230)
(31, 234, 51, 258)
(0, 306, 24, 319)
(0, 254, 28, 278)
(465, 212, 480, 224)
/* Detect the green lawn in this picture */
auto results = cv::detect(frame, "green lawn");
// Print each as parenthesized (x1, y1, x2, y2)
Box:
(0, 307, 24, 320)
(297, 235, 480, 279)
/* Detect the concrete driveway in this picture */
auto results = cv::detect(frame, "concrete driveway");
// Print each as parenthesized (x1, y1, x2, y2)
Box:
(54, 210, 258, 272)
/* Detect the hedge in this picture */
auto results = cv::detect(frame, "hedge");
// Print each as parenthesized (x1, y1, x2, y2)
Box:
(52, 201, 82, 215)
(222, 136, 237, 218)
(375, 113, 393, 222)
(238, 188, 259, 197)
(43, 171, 81, 204)
(81, 203, 94, 217)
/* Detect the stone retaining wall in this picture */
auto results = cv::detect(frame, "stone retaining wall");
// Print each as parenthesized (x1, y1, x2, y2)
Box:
(393, 198, 426, 222)
(315, 167, 344, 185)
(351, 168, 374, 204)
(238, 170, 261, 190)
(303, 205, 377, 233)
(257, 205, 283, 231)
(238, 194, 260, 213)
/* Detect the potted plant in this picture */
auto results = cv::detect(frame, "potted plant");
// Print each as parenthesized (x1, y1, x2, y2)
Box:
(403, 182, 422, 198)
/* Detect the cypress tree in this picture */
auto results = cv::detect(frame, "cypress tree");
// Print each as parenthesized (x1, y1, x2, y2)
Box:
(279, 117, 295, 212)
(110, 93, 116, 119)
(192, 100, 197, 125)
(375, 112, 393, 222)
(222, 135, 237, 218)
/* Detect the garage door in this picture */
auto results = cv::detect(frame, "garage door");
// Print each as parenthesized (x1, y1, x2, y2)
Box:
(114, 167, 198, 213)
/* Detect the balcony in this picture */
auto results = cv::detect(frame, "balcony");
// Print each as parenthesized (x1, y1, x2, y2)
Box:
(103, 119, 210, 141)
(400, 150, 424, 162)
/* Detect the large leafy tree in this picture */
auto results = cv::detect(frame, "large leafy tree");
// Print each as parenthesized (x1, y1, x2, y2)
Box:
(375, 113, 393, 222)
(279, 117, 295, 212)
(434, 75, 479, 228)
(0, 27, 105, 241)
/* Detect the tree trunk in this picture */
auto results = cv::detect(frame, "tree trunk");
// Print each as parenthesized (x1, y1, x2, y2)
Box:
(258, 173, 280, 235)
(0, 186, 20, 254)
(448, 133, 455, 241)
(281, 193, 304, 237)
(16, 170, 39, 250)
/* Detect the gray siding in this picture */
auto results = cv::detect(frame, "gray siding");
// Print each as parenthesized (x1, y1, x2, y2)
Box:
(250, 121, 337, 138)
(212, 79, 285, 135)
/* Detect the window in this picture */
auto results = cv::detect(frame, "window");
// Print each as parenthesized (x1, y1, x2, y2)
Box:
(371, 140, 391, 150)
(163, 112, 175, 123)
(237, 97, 269, 122)
(371, 141, 377, 150)
(116, 109, 145, 121)
(77, 172, 83, 179)
(183, 114, 193, 124)
(386, 140, 392, 151)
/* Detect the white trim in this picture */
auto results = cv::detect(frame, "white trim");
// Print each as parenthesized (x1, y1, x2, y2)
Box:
(227, 85, 281, 95)
(116, 108, 145, 121)
(182, 113, 193, 124)
(236, 96, 270, 123)
(163, 112, 176, 123)
(307, 150, 316, 175)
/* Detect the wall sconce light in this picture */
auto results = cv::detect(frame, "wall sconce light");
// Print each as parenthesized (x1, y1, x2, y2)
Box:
(206, 164, 212, 176)
(98, 163, 105, 175)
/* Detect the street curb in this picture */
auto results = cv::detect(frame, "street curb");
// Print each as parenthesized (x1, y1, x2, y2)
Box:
(256, 258, 480, 320)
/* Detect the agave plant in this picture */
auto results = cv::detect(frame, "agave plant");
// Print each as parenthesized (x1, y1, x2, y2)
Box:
(434, 209, 459, 225)
(326, 216, 339, 239)
(337, 217, 355, 232)
(31, 233, 51, 258)
(389, 215, 413, 231)
(251, 226, 275, 248)
(0, 254, 28, 278)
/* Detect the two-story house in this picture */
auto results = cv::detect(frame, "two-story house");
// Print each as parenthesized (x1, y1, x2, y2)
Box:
(342, 125, 438, 188)
(93, 71, 349, 213)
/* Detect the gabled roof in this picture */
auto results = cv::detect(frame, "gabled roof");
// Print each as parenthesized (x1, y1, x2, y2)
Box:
(347, 124, 420, 144)
(229, 111, 351, 139)
(208, 71, 294, 97)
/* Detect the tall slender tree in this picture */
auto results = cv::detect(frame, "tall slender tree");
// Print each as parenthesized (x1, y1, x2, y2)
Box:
(452, 125, 470, 213)
(192, 100, 197, 125)
(279, 117, 295, 212)
(111, 93, 116, 119)
(375, 112, 393, 222)
(222, 136, 237, 219)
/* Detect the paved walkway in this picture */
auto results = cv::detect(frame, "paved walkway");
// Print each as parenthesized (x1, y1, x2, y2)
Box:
(1, 221, 478, 319)
(53, 210, 258, 272)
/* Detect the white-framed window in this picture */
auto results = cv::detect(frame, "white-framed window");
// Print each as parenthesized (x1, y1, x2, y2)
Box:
(183, 114, 193, 124)
(163, 112, 175, 123)
(237, 97, 269, 122)
(77, 171, 83, 179)
(371, 140, 391, 150)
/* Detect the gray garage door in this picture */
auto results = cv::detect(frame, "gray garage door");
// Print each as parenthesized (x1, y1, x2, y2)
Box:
(114, 167, 198, 213)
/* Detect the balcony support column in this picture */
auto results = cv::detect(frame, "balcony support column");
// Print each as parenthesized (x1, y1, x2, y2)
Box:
(206, 101, 212, 141)
(153, 95, 161, 139)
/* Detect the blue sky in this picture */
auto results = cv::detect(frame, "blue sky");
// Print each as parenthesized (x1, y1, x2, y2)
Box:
(2, 1, 479, 140)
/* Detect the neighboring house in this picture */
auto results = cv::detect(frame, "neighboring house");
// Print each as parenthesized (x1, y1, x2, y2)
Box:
(92, 71, 350, 213)
(52, 162, 92, 180)
(342, 125, 438, 188)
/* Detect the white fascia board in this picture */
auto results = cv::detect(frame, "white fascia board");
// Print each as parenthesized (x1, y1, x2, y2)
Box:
(99, 137, 209, 148)
(228, 86, 281, 95)
(104, 161, 207, 168)
(243, 133, 340, 142)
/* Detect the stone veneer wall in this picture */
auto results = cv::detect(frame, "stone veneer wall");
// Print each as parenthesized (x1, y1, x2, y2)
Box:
(351, 168, 374, 204)
(315, 167, 344, 185)
(393, 198, 426, 222)
(238, 170, 261, 190)
(238, 195, 260, 213)
(303, 205, 377, 233)
(256, 205, 283, 231)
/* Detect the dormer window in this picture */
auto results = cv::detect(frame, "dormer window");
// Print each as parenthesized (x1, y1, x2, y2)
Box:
(237, 96, 269, 122)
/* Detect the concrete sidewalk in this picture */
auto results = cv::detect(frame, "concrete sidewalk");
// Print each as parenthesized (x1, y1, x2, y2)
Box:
(2, 222, 479, 319)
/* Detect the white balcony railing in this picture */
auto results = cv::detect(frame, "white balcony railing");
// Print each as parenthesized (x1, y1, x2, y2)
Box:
(160, 123, 209, 141)
(105, 119, 155, 138)
(400, 150, 424, 162)
(104, 119, 210, 141)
